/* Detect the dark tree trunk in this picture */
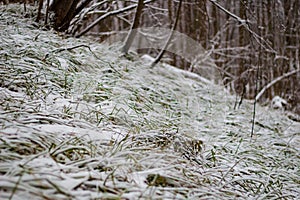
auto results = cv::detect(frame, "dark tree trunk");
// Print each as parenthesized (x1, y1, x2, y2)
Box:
(49, 0, 81, 31)
(36, 0, 44, 22)
(151, 0, 182, 67)
(122, 0, 144, 54)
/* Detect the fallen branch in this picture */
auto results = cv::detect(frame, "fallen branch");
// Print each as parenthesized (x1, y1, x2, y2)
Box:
(255, 68, 300, 101)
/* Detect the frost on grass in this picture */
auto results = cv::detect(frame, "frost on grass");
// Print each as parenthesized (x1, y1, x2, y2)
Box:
(1, 4, 300, 200)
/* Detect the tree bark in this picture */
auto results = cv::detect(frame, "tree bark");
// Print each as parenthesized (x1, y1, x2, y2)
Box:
(151, 0, 182, 68)
(121, 0, 144, 54)
(49, 0, 81, 31)
(36, 0, 44, 22)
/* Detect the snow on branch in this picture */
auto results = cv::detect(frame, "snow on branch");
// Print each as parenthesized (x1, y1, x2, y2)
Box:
(209, 0, 276, 54)
(255, 69, 300, 101)
(75, 0, 154, 38)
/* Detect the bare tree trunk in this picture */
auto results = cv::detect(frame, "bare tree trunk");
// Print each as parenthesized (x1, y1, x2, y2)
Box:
(49, 0, 81, 31)
(122, 0, 144, 54)
(74, 0, 92, 17)
(45, 0, 49, 25)
(36, 0, 44, 22)
(151, 0, 182, 68)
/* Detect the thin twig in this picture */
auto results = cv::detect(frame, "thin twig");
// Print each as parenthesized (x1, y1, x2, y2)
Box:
(44, 44, 100, 60)
(251, 65, 259, 138)
(75, 0, 153, 38)
(209, 0, 276, 54)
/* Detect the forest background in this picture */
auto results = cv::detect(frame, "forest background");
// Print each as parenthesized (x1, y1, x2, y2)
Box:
(2, 0, 300, 115)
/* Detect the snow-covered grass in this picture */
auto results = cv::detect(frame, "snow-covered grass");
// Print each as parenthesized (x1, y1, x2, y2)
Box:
(0, 4, 299, 200)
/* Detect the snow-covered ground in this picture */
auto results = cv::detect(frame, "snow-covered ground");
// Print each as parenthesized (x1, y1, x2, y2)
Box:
(0, 5, 299, 200)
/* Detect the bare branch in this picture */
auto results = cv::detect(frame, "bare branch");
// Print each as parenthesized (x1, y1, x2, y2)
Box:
(75, 0, 153, 38)
(208, 0, 276, 54)
(44, 44, 99, 60)
(255, 69, 300, 101)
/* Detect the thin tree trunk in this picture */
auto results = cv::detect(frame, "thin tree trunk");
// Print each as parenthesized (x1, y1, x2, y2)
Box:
(45, 0, 50, 25)
(151, 0, 182, 68)
(36, 0, 44, 22)
(121, 0, 144, 54)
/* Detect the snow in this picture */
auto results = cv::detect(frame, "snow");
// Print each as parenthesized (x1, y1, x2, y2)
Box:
(271, 95, 288, 110)
(0, 4, 300, 200)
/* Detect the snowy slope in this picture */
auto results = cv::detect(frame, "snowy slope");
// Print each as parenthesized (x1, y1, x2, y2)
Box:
(0, 5, 299, 200)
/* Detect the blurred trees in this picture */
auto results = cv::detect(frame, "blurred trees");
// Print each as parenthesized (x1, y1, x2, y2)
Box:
(207, 0, 299, 115)
(2, 0, 299, 114)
